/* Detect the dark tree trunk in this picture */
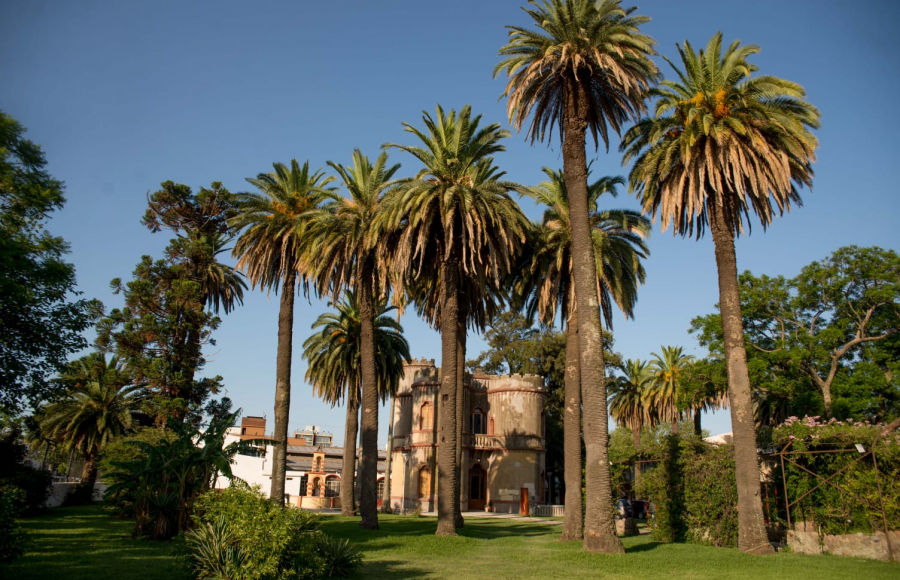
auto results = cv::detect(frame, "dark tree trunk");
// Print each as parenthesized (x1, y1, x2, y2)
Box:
(694, 409, 702, 436)
(563, 76, 624, 554)
(560, 313, 583, 541)
(708, 201, 774, 555)
(435, 258, 460, 536)
(358, 260, 380, 530)
(341, 388, 360, 516)
(270, 272, 295, 506)
(455, 299, 468, 528)
(80, 453, 98, 489)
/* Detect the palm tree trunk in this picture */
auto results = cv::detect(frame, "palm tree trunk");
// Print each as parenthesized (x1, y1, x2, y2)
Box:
(708, 201, 773, 555)
(560, 312, 583, 541)
(435, 259, 460, 536)
(632, 425, 642, 491)
(381, 393, 395, 513)
(563, 75, 623, 554)
(455, 299, 468, 528)
(341, 390, 359, 516)
(270, 271, 295, 506)
(693, 409, 702, 436)
(358, 260, 380, 530)
(80, 452, 98, 489)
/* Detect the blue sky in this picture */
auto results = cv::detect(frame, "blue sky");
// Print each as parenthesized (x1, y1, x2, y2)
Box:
(2, 0, 898, 443)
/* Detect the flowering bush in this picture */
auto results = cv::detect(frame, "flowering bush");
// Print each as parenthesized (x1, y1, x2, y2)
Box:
(773, 416, 899, 535)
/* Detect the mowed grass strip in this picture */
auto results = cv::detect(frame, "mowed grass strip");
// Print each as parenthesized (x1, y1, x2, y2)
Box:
(2, 504, 190, 580)
(319, 514, 899, 580)
(3, 506, 897, 580)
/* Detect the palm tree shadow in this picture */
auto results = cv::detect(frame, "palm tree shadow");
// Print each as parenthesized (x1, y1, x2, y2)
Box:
(625, 541, 664, 553)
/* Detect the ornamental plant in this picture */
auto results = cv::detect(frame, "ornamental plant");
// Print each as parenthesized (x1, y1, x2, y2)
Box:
(773, 416, 899, 535)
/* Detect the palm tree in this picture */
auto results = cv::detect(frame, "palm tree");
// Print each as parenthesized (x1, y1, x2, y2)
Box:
(40, 353, 140, 490)
(648, 346, 694, 434)
(681, 358, 729, 435)
(230, 160, 336, 506)
(383, 105, 529, 536)
(302, 292, 410, 519)
(496, 0, 657, 554)
(303, 152, 402, 528)
(608, 358, 653, 467)
(516, 167, 649, 540)
(621, 33, 819, 554)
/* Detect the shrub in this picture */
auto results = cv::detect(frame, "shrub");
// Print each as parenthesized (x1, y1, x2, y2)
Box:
(191, 485, 340, 580)
(773, 416, 899, 535)
(637, 435, 739, 547)
(0, 485, 27, 563)
(184, 516, 248, 580)
(315, 536, 361, 579)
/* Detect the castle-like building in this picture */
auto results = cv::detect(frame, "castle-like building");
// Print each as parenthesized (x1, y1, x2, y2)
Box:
(387, 358, 547, 514)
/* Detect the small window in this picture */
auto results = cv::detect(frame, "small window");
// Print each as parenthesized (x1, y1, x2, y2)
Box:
(471, 408, 486, 435)
(377, 478, 385, 500)
(420, 402, 434, 431)
(299, 475, 308, 496)
(417, 466, 431, 499)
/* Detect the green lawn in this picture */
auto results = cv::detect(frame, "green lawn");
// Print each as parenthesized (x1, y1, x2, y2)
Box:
(1, 504, 190, 580)
(2, 506, 896, 580)
(319, 514, 898, 580)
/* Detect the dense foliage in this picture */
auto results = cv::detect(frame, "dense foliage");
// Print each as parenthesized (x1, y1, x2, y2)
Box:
(637, 436, 740, 548)
(0, 111, 95, 413)
(691, 246, 900, 426)
(773, 417, 899, 535)
(189, 485, 361, 580)
(104, 410, 263, 539)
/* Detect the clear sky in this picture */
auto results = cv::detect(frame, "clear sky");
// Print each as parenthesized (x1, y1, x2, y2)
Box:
(2, 0, 898, 444)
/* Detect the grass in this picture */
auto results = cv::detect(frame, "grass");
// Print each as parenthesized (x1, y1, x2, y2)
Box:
(2, 505, 896, 580)
(1, 504, 190, 580)
(319, 514, 899, 580)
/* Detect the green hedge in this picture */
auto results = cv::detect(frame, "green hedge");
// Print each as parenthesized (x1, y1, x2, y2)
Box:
(637, 436, 739, 547)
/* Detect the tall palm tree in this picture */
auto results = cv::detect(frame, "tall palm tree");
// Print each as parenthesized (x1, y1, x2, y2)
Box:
(609, 358, 653, 458)
(303, 150, 402, 529)
(496, 0, 657, 553)
(303, 291, 410, 519)
(383, 105, 529, 536)
(40, 353, 140, 490)
(230, 160, 336, 506)
(648, 346, 694, 433)
(516, 167, 649, 540)
(621, 33, 819, 554)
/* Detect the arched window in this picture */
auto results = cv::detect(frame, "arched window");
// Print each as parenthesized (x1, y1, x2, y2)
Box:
(312, 477, 321, 497)
(419, 402, 434, 431)
(417, 466, 431, 499)
(471, 408, 486, 435)
(488, 416, 495, 435)
(325, 477, 340, 497)
(314, 456, 323, 472)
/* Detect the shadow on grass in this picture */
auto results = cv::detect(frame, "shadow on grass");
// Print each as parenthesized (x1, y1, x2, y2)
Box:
(624, 541, 665, 553)
(353, 559, 433, 579)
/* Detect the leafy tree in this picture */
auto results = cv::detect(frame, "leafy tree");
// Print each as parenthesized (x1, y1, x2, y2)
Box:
(0, 111, 95, 412)
(496, 0, 657, 554)
(621, 33, 820, 554)
(691, 246, 900, 424)
(384, 105, 528, 535)
(95, 254, 223, 424)
(38, 353, 141, 492)
(142, 180, 246, 315)
(302, 291, 410, 517)
(304, 150, 402, 528)
(231, 160, 336, 505)
(513, 166, 649, 540)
